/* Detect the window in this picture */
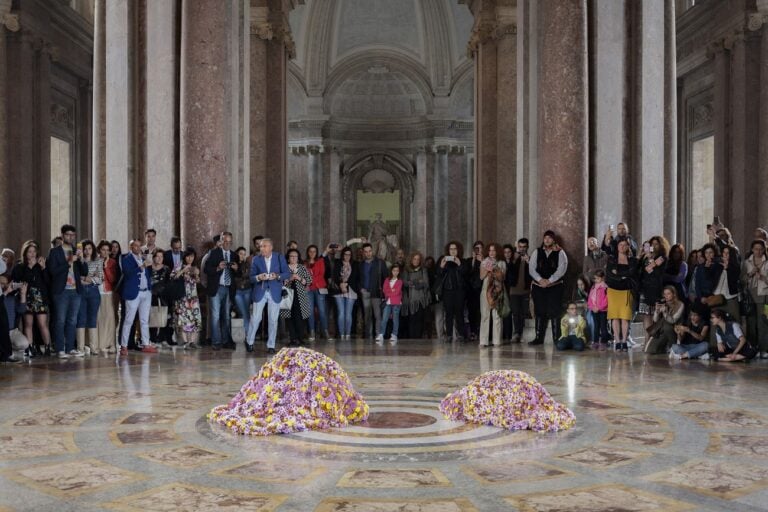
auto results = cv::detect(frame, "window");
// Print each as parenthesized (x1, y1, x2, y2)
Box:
(50, 136, 72, 237)
(690, 135, 714, 249)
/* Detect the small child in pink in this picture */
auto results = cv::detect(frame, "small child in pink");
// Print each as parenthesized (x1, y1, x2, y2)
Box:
(587, 270, 609, 349)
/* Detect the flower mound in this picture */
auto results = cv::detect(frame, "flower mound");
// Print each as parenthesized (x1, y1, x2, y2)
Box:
(439, 370, 575, 433)
(208, 347, 369, 436)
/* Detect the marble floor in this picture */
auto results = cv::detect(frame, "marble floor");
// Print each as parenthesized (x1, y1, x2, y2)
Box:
(2, 336, 768, 512)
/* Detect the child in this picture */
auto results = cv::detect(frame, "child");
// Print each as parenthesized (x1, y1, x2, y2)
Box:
(670, 307, 710, 360)
(587, 270, 609, 350)
(377, 265, 403, 345)
(556, 302, 587, 351)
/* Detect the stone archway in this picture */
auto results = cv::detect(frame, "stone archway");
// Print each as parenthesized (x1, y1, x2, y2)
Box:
(341, 150, 415, 251)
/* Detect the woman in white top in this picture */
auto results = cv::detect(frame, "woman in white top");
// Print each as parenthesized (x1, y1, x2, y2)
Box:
(76, 240, 103, 355)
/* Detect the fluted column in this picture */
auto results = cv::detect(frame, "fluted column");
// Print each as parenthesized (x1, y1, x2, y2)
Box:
(537, 0, 588, 268)
(91, 0, 106, 240)
(180, 0, 230, 250)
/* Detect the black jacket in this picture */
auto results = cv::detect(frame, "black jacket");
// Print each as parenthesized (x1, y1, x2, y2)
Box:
(606, 256, 639, 291)
(47, 246, 88, 295)
(332, 260, 361, 297)
(505, 256, 532, 289)
(204, 247, 238, 297)
(438, 256, 467, 293)
(353, 258, 388, 299)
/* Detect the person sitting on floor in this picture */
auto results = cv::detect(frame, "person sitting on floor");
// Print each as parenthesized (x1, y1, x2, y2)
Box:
(670, 306, 710, 360)
(710, 308, 757, 361)
(645, 285, 685, 354)
(556, 302, 587, 352)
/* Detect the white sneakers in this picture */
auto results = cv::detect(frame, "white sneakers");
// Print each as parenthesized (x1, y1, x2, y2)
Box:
(58, 351, 68, 359)
(698, 353, 710, 360)
(390, 335, 397, 344)
(69, 349, 85, 357)
(375, 334, 384, 344)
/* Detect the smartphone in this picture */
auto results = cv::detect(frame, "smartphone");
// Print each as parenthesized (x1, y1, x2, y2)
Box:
(643, 243, 651, 254)
(609, 224, 615, 231)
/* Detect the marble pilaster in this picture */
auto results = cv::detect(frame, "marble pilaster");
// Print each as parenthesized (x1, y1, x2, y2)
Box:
(473, 31, 498, 244)
(536, 0, 588, 268)
(91, 0, 106, 241)
(0, 0, 14, 244)
(328, 150, 343, 245)
(105, 0, 135, 244)
(145, 0, 179, 244)
(760, 23, 768, 228)
(179, 0, 230, 250)
(712, 45, 729, 219)
(495, 15, 517, 245)
(413, 151, 428, 254)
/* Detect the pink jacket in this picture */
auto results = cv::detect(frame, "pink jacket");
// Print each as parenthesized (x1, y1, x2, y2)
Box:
(382, 278, 403, 306)
(587, 282, 608, 312)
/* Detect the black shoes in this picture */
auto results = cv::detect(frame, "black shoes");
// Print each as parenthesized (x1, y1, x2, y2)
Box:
(528, 339, 544, 346)
(246, 343, 254, 353)
(222, 341, 236, 350)
(211, 345, 221, 351)
(267, 348, 276, 355)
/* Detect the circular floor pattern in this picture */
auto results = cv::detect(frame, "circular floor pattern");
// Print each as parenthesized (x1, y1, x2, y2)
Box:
(198, 394, 586, 462)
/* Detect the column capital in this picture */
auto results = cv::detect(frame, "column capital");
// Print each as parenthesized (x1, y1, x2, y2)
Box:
(250, 6, 273, 39)
(466, 18, 516, 56)
(747, 12, 768, 32)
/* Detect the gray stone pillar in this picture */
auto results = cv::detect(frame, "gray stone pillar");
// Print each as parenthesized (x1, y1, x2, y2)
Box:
(712, 45, 729, 219)
(0, 1, 17, 243)
(105, 0, 135, 244)
(495, 14, 517, 245)
(328, 150, 343, 245)
(180, 0, 231, 250)
(91, 0, 106, 240)
(433, 147, 449, 257)
(635, 0, 665, 241)
(663, 0, 677, 241)
(537, 0, 588, 269)
(413, 150, 428, 253)
(145, 0, 179, 244)
(591, 0, 627, 235)
(760, 22, 768, 228)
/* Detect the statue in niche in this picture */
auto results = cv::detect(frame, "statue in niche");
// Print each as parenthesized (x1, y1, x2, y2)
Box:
(368, 213, 398, 265)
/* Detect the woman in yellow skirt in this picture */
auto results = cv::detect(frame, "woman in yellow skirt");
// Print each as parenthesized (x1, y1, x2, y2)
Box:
(605, 240, 638, 351)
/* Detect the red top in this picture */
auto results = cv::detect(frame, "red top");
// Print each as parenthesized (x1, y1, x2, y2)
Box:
(103, 257, 119, 293)
(306, 258, 327, 291)
(382, 278, 403, 305)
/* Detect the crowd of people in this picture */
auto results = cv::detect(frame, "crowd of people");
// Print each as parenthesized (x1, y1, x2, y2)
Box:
(0, 219, 766, 363)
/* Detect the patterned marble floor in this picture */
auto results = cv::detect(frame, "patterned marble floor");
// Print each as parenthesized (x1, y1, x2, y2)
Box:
(2, 337, 768, 512)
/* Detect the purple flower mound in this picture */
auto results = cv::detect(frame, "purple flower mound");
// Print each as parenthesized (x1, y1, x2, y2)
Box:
(439, 370, 576, 433)
(208, 347, 369, 435)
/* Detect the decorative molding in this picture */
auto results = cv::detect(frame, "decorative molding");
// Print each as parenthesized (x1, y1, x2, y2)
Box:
(692, 102, 713, 131)
(747, 12, 768, 31)
(50, 103, 74, 131)
(2, 12, 19, 32)
(250, 6, 273, 39)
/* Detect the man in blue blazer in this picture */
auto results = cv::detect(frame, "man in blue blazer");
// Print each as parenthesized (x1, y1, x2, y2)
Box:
(246, 238, 290, 354)
(47, 224, 88, 358)
(119, 239, 156, 355)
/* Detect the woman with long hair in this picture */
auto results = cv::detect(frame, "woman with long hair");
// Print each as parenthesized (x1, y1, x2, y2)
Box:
(149, 248, 172, 346)
(402, 252, 431, 339)
(12, 241, 52, 355)
(479, 243, 507, 347)
(645, 285, 685, 354)
(637, 235, 669, 333)
(664, 243, 688, 300)
(232, 246, 252, 344)
(438, 241, 467, 342)
(96, 240, 118, 354)
(331, 246, 358, 340)
(76, 239, 102, 355)
(605, 239, 638, 351)
(305, 244, 331, 341)
(742, 239, 768, 358)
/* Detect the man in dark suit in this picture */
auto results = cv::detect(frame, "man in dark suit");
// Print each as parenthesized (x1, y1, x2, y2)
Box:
(354, 243, 388, 338)
(47, 224, 88, 359)
(204, 231, 237, 350)
(163, 236, 184, 271)
(246, 238, 290, 354)
(119, 239, 155, 355)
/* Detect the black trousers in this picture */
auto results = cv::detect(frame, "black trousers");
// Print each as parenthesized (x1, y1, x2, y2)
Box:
(443, 290, 465, 338)
(407, 308, 425, 339)
(508, 293, 528, 337)
(0, 299, 11, 359)
(532, 283, 564, 342)
(466, 288, 481, 336)
(287, 297, 304, 341)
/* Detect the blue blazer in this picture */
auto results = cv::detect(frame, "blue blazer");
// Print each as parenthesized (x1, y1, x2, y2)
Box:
(249, 252, 291, 303)
(120, 253, 153, 301)
(47, 246, 87, 295)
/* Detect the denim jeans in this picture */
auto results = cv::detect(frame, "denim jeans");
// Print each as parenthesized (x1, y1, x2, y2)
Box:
(380, 305, 401, 337)
(234, 288, 252, 340)
(334, 296, 355, 335)
(209, 285, 232, 346)
(247, 294, 281, 348)
(670, 342, 709, 358)
(53, 289, 81, 353)
(590, 311, 609, 343)
(556, 335, 586, 351)
(77, 285, 101, 329)
(307, 289, 329, 332)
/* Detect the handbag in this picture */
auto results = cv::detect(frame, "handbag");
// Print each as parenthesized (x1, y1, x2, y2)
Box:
(149, 305, 168, 328)
(739, 290, 755, 317)
(498, 290, 512, 318)
(280, 286, 294, 310)
(705, 294, 726, 307)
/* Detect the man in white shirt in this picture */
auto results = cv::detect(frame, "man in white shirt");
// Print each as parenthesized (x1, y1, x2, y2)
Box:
(528, 230, 569, 345)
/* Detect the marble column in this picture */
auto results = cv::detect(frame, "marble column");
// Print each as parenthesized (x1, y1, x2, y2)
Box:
(328, 150, 343, 245)
(105, 0, 135, 244)
(760, 23, 768, 228)
(591, 0, 627, 234)
(308, 146, 323, 245)
(635, 0, 665, 241)
(495, 16, 517, 245)
(91, 0, 106, 240)
(712, 45, 729, 219)
(0, 1, 16, 243)
(249, 1, 291, 247)
(413, 150, 428, 254)
(663, 0, 677, 241)
(145, 0, 179, 244)
(537, 0, 588, 268)
(180, 0, 230, 250)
